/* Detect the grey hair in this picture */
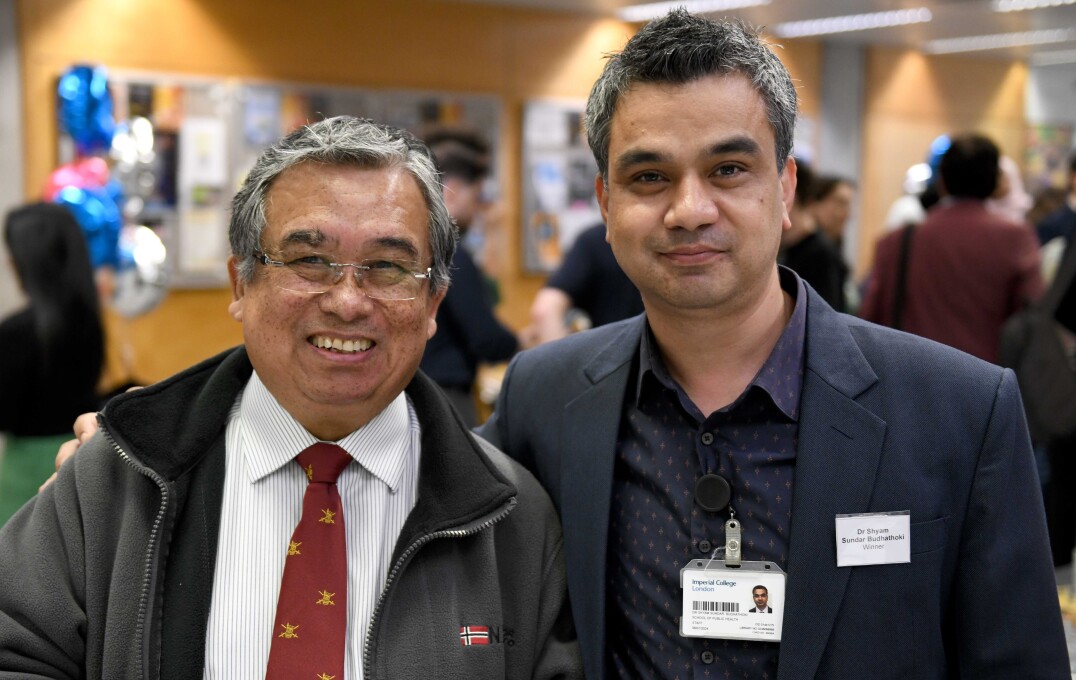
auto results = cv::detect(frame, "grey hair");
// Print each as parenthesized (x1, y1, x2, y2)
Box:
(585, 9, 798, 182)
(230, 115, 457, 293)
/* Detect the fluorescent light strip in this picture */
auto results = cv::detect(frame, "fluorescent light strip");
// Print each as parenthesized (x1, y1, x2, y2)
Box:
(925, 27, 1075, 53)
(618, 0, 771, 23)
(994, 0, 1076, 12)
(773, 8, 932, 38)
(1031, 48, 1076, 64)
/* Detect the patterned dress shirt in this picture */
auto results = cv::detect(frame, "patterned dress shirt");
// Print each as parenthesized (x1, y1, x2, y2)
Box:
(202, 372, 421, 680)
(607, 269, 807, 680)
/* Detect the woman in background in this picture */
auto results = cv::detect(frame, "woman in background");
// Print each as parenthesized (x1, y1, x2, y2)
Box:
(0, 202, 103, 524)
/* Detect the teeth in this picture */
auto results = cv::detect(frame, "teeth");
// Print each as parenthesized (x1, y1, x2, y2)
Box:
(312, 336, 372, 353)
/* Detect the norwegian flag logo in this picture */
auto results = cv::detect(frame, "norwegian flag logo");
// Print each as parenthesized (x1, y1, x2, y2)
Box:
(460, 625, 490, 646)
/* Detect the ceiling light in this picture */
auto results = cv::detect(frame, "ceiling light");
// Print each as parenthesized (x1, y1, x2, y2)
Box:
(1031, 48, 1076, 64)
(773, 8, 932, 38)
(925, 28, 1075, 53)
(993, 0, 1076, 12)
(617, 0, 771, 23)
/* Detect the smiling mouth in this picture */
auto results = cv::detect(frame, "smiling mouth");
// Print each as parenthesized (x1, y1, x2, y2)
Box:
(311, 335, 373, 353)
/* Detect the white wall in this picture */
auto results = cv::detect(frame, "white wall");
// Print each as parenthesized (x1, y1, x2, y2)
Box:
(817, 42, 865, 273)
(1027, 63, 1076, 142)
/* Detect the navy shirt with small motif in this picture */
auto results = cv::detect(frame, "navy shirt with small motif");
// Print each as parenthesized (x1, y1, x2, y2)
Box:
(607, 268, 807, 680)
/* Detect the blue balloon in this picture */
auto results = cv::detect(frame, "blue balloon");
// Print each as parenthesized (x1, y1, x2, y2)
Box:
(927, 134, 951, 177)
(58, 65, 115, 155)
(54, 185, 122, 270)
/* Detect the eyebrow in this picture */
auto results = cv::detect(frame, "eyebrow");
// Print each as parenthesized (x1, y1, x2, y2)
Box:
(707, 136, 762, 158)
(370, 236, 421, 260)
(612, 135, 763, 175)
(275, 231, 420, 260)
(279, 229, 327, 248)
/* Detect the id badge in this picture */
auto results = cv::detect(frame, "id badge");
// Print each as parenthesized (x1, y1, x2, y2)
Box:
(679, 559, 786, 642)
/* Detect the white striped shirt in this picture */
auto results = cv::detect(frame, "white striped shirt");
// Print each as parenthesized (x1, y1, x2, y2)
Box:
(202, 372, 421, 680)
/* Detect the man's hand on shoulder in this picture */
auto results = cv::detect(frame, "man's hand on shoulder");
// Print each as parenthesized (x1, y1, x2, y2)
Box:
(38, 411, 101, 492)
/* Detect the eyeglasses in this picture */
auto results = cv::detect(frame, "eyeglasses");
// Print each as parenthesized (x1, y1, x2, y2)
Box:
(254, 250, 432, 300)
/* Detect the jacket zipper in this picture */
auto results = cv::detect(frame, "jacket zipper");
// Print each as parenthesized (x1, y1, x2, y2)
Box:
(361, 497, 518, 676)
(103, 426, 171, 680)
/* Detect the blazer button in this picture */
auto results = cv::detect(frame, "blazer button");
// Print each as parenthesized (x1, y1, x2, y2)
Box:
(698, 539, 713, 554)
(701, 650, 715, 664)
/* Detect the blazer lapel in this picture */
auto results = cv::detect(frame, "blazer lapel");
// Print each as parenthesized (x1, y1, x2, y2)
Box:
(778, 294, 886, 680)
(559, 317, 642, 680)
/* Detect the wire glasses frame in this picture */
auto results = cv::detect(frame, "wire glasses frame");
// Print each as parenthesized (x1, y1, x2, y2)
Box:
(254, 250, 433, 300)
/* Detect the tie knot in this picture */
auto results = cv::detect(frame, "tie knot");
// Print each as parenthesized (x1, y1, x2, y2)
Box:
(296, 443, 352, 484)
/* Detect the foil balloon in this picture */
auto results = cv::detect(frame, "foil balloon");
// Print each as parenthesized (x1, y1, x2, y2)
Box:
(926, 134, 951, 180)
(111, 224, 169, 318)
(57, 65, 115, 155)
(41, 156, 112, 201)
(54, 185, 122, 270)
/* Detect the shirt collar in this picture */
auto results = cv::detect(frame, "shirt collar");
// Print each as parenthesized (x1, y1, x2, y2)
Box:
(238, 371, 414, 492)
(635, 266, 807, 421)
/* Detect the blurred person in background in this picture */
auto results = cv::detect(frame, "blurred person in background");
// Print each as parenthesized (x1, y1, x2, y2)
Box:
(860, 133, 1043, 363)
(986, 155, 1032, 224)
(779, 159, 847, 311)
(0, 202, 103, 524)
(808, 174, 856, 250)
(1035, 150, 1076, 248)
(419, 128, 520, 426)
(1029, 186, 1070, 284)
(807, 174, 858, 311)
(525, 222, 643, 345)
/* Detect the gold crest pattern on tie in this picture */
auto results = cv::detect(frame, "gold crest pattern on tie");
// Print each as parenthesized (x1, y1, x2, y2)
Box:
(265, 442, 352, 679)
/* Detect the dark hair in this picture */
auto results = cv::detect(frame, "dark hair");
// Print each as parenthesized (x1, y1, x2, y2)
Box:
(585, 8, 797, 181)
(4, 203, 104, 378)
(793, 158, 815, 208)
(810, 175, 855, 204)
(939, 134, 1000, 200)
(230, 116, 457, 293)
(424, 127, 491, 184)
(753, 585, 767, 593)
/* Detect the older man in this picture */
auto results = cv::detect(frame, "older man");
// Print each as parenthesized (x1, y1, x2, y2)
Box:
(0, 117, 579, 680)
(480, 9, 1068, 680)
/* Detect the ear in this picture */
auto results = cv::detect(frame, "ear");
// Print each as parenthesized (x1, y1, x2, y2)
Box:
(227, 256, 246, 322)
(425, 286, 448, 340)
(595, 174, 610, 230)
(780, 157, 797, 233)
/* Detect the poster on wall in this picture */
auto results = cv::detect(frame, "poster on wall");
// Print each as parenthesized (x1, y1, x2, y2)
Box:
(1026, 122, 1074, 193)
(68, 71, 501, 287)
(521, 99, 602, 274)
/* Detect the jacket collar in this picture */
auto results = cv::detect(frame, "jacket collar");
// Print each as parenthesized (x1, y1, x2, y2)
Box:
(101, 348, 516, 540)
(392, 369, 517, 562)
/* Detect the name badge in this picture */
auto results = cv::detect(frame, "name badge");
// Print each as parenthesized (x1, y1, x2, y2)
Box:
(679, 560, 786, 642)
(835, 511, 911, 567)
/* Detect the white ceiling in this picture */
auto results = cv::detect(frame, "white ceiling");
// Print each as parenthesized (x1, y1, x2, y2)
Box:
(440, 0, 1076, 62)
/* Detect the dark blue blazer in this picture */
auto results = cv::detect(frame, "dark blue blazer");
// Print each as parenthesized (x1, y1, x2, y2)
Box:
(479, 285, 1069, 680)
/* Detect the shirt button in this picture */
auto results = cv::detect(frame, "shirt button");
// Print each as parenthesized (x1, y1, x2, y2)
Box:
(701, 650, 715, 664)
(698, 539, 713, 554)
(700, 432, 715, 445)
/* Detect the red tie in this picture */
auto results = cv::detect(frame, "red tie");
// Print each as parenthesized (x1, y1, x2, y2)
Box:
(266, 443, 352, 680)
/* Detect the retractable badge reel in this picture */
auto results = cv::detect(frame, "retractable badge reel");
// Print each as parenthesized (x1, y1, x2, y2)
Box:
(681, 477, 787, 642)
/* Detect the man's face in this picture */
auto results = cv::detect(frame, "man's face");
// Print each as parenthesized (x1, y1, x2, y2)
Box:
(229, 162, 445, 440)
(597, 73, 795, 319)
(812, 182, 855, 242)
(753, 587, 768, 609)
